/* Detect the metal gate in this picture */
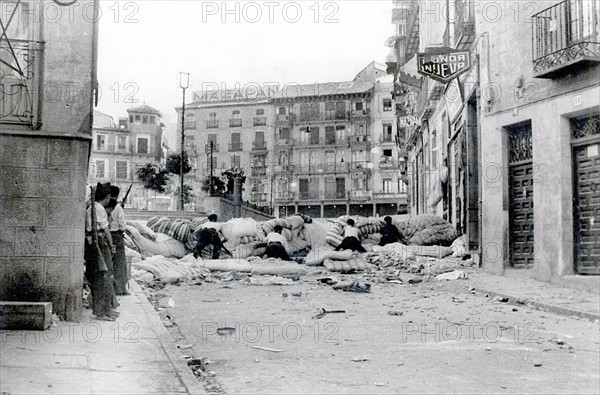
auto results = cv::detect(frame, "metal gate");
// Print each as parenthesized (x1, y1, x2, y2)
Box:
(508, 123, 535, 267)
(572, 114, 600, 275)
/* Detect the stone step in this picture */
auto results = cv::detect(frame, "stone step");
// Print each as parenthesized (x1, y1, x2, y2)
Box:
(0, 302, 52, 330)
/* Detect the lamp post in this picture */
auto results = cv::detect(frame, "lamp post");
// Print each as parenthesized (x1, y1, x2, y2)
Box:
(179, 72, 190, 211)
(205, 140, 214, 196)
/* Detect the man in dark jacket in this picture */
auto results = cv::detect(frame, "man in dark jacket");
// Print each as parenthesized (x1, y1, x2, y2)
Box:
(379, 216, 402, 246)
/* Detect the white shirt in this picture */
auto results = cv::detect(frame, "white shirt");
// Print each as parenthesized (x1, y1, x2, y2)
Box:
(266, 232, 289, 252)
(343, 225, 360, 238)
(201, 221, 222, 232)
(86, 202, 109, 232)
(109, 204, 126, 232)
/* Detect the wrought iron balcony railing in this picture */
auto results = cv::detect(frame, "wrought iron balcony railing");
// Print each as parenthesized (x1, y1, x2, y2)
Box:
(228, 143, 243, 152)
(252, 141, 267, 151)
(206, 120, 219, 129)
(229, 119, 243, 128)
(532, 0, 600, 78)
(0, 39, 44, 126)
(253, 117, 267, 126)
(454, 0, 476, 50)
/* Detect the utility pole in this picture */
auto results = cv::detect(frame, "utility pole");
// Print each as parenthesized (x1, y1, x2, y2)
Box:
(179, 72, 189, 211)
(206, 140, 214, 196)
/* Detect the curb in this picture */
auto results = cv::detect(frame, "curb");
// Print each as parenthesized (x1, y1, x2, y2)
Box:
(473, 287, 600, 322)
(131, 281, 208, 395)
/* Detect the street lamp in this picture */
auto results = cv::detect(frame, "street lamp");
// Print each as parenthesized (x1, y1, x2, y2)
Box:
(205, 140, 214, 196)
(179, 72, 190, 211)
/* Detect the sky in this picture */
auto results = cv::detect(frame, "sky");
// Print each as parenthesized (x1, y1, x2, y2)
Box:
(96, 0, 395, 136)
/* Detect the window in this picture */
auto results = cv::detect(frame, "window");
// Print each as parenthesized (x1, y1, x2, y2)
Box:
(278, 128, 290, 140)
(231, 155, 241, 168)
(278, 106, 286, 115)
(256, 109, 264, 115)
(383, 124, 393, 142)
(149, 115, 156, 124)
(137, 137, 149, 154)
(398, 178, 407, 194)
(96, 134, 107, 151)
(142, 115, 148, 124)
(336, 177, 346, 199)
(383, 178, 393, 193)
(383, 99, 393, 111)
(96, 160, 106, 178)
(325, 126, 336, 144)
(383, 149, 392, 157)
(116, 161, 128, 179)
(117, 135, 127, 151)
(134, 115, 141, 122)
(355, 102, 364, 111)
(232, 110, 240, 116)
(129, 115, 134, 123)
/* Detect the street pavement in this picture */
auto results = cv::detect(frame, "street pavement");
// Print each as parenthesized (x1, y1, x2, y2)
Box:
(160, 269, 600, 394)
(0, 281, 205, 395)
(1, 268, 598, 395)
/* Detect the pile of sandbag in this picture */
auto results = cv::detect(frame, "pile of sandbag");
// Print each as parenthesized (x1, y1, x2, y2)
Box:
(125, 223, 188, 259)
(396, 215, 458, 247)
(132, 254, 209, 283)
(146, 217, 202, 251)
(220, 215, 313, 259)
(325, 215, 386, 248)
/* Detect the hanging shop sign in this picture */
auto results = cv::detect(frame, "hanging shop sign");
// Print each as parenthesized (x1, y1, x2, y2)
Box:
(417, 50, 471, 84)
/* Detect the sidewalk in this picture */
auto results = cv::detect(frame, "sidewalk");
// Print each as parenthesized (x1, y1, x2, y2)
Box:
(0, 281, 206, 395)
(468, 270, 600, 321)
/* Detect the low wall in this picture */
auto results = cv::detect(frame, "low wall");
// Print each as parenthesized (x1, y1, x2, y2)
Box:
(124, 209, 204, 221)
(203, 197, 274, 222)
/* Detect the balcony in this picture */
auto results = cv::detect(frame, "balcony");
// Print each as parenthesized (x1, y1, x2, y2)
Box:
(252, 141, 267, 151)
(251, 192, 268, 202)
(205, 143, 220, 153)
(184, 120, 196, 130)
(206, 120, 219, 129)
(250, 167, 267, 177)
(274, 164, 293, 174)
(350, 161, 373, 173)
(349, 190, 372, 201)
(228, 143, 243, 152)
(253, 117, 267, 126)
(532, 0, 600, 78)
(0, 39, 44, 126)
(274, 192, 294, 203)
(323, 111, 350, 121)
(350, 108, 370, 121)
(379, 158, 397, 169)
(454, 0, 476, 50)
(229, 119, 243, 128)
(299, 192, 320, 201)
(379, 136, 395, 145)
(322, 162, 350, 173)
(276, 114, 292, 124)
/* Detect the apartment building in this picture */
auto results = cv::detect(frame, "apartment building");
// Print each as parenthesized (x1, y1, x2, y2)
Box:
(271, 63, 408, 218)
(391, 0, 600, 282)
(177, 88, 276, 207)
(88, 105, 168, 209)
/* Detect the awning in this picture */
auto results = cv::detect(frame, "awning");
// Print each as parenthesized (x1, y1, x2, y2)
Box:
(401, 54, 419, 79)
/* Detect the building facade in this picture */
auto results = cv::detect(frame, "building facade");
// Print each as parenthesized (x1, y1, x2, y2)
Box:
(392, 0, 600, 282)
(177, 89, 275, 208)
(87, 105, 169, 210)
(0, 0, 99, 320)
(478, 0, 600, 280)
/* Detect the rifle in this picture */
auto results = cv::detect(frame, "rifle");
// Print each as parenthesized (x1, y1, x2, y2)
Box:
(120, 183, 133, 208)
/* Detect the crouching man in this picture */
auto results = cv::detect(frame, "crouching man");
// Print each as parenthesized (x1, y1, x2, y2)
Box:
(264, 225, 292, 261)
(194, 214, 230, 259)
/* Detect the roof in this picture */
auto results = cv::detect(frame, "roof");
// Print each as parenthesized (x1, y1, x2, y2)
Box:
(126, 104, 162, 117)
(273, 81, 374, 100)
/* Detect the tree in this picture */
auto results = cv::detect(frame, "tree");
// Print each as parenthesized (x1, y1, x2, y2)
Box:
(222, 167, 246, 196)
(201, 176, 227, 197)
(174, 184, 195, 204)
(166, 152, 192, 176)
(137, 163, 170, 195)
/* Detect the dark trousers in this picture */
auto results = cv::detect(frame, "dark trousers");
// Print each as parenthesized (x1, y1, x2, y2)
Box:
(84, 234, 113, 317)
(195, 229, 222, 259)
(265, 242, 291, 261)
(334, 236, 366, 253)
(111, 231, 128, 294)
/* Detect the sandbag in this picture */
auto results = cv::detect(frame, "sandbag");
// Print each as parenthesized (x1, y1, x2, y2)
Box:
(127, 220, 157, 240)
(146, 217, 196, 251)
(250, 262, 308, 278)
(325, 222, 344, 247)
(288, 238, 309, 254)
(396, 215, 457, 246)
(126, 225, 187, 258)
(222, 218, 259, 239)
(303, 220, 331, 248)
(451, 235, 467, 257)
(287, 215, 305, 230)
(324, 258, 372, 273)
(200, 259, 253, 273)
(262, 218, 290, 234)
(305, 247, 354, 266)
